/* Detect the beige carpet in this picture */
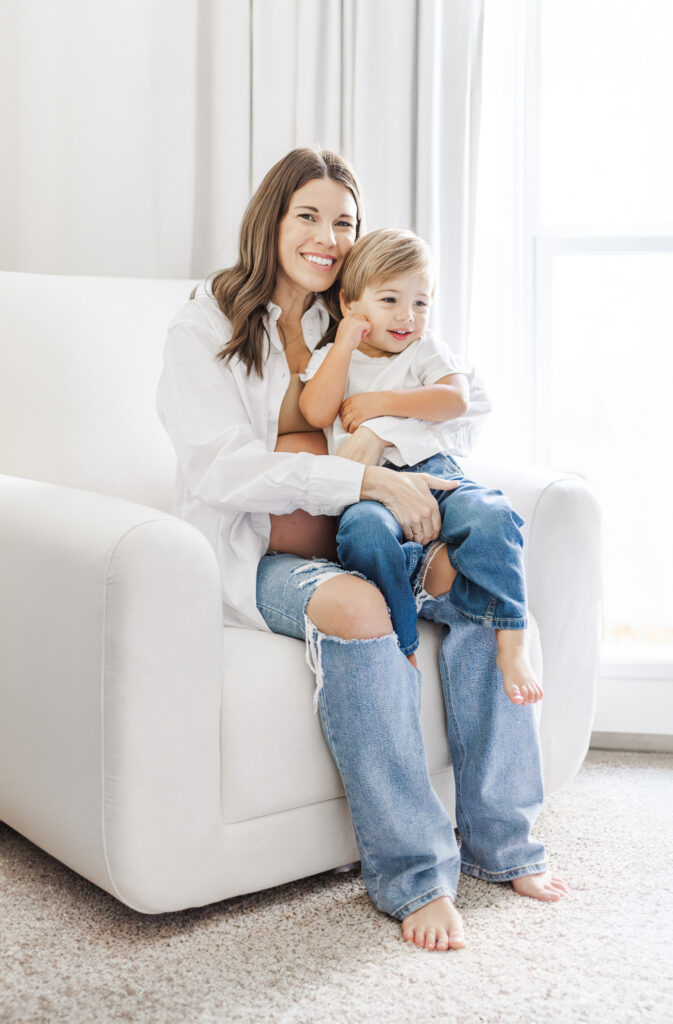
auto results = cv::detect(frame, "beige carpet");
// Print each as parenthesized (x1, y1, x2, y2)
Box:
(2, 750, 673, 1024)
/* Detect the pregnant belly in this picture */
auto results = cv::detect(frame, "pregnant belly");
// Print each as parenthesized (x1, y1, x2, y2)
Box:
(268, 431, 339, 561)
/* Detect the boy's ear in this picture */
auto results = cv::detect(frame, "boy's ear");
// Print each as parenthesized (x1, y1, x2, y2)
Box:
(339, 289, 352, 318)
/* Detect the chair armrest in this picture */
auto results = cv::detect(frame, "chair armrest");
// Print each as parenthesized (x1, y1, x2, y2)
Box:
(463, 460, 602, 792)
(0, 474, 225, 912)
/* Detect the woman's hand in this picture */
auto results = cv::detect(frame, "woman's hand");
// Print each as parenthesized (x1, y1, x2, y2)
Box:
(334, 312, 371, 352)
(340, 391, 390, 433)
(360, 465, 459, 545)
(335, 425, 390, 465)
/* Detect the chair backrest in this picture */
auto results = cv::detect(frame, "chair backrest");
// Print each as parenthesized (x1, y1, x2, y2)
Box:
(0, 272, 198, 511)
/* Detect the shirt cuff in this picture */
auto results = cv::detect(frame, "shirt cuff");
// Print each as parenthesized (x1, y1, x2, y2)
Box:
(307, 454, 365, 515)
(360, 417, 431, 466)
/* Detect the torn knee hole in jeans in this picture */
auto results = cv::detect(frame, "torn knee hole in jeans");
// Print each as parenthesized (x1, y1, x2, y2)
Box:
(413, 540, 446, 612)
(293, 562, 344, 714)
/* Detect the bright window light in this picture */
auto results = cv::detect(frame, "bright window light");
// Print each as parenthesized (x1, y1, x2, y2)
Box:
(548, 251, 673, 656)
(540, 0, 673, 229)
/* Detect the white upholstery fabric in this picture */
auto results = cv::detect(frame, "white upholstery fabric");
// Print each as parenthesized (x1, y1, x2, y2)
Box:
(0, 272, 195, 510)
(0, 271, 600, 913)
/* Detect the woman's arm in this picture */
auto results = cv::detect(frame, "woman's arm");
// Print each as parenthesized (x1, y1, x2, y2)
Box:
(340, 373, 470, 433)
(335, 425, 390, 465)
(157, 316, 364, 518)
(299, 314, 371, 428)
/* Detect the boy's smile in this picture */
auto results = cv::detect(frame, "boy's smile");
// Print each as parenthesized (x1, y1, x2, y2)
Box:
(342, 272, 433, 358)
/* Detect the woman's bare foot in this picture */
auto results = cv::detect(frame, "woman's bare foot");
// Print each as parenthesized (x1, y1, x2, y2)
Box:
(511, 870, 569, 901)
(406, 652, 418, 668)
(496, 629, 543, 705)
(401, 896, 466, 951)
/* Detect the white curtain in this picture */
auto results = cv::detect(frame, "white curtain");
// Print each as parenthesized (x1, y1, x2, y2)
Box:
(0, 0, 484, 352)
(468, 0, 535, 461)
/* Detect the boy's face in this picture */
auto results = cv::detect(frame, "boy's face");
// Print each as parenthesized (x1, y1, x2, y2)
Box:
(342, 272, 432, 358)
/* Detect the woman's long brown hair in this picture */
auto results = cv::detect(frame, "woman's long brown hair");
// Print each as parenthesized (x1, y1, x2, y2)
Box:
(197, 148, 362, 376)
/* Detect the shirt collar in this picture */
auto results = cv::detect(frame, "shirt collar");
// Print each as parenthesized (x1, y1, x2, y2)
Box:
(265, 297, 330, 353)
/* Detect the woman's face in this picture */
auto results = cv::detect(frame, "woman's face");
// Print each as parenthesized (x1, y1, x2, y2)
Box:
(275, 178, 358, 300)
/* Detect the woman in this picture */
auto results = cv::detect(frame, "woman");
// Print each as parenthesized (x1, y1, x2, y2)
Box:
(157, 148, 567, 952)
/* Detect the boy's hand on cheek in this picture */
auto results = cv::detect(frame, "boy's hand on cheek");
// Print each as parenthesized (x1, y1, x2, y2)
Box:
(340, 391, 389, 432)
(335, 313, 371, 352)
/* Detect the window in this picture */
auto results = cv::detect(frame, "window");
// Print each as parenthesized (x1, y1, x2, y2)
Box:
(471, 1, 673, 682)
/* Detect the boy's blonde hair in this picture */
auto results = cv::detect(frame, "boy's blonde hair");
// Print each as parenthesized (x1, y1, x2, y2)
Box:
(340, 228, 434, 304)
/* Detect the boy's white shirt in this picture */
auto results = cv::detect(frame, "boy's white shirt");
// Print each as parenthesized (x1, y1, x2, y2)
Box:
(300, 332, 492, 467)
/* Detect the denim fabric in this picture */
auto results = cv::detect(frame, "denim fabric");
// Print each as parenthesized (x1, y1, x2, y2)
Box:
(336, 452, 528, 656)
(256, 551, 547, 921)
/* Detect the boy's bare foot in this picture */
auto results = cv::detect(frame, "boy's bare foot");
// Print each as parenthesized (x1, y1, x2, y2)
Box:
(496, 629, 543, 705)
(511, 870, 569, 901)
(406, 652, 418, 668)
(401, 896, 466, 951)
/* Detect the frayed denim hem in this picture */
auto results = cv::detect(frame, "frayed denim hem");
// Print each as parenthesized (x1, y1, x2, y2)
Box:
(460, 859, 548, 883)
(391, 885, 457, 922)
(305, 616, 403, 713)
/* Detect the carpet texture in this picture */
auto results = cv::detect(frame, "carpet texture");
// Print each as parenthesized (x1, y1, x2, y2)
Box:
(1, 750, 673, 1024)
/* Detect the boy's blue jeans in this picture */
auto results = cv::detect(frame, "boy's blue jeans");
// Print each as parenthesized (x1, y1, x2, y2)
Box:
(336, 453, 528, 656)
(256, 551, 547, 922)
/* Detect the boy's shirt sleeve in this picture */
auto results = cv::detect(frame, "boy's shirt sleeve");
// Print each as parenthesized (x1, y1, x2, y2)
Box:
(413, 335, 469, 384)
(299, 344, 332, 382)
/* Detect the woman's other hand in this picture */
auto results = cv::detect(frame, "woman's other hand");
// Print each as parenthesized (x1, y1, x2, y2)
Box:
(336, 425, 389, 465)
(360, 466, 459, 545)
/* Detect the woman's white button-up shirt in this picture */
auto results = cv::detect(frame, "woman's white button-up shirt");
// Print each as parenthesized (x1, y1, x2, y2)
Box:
(157, 284, 368, 630)
(156, 282, 489, 631)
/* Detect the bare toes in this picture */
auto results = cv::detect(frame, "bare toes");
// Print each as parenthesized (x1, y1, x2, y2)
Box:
(401, 896, 465, 951)
(511, 870, 569, 902)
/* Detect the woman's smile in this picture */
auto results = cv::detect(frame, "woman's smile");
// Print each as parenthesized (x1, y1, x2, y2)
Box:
(300, 251, 338, 271)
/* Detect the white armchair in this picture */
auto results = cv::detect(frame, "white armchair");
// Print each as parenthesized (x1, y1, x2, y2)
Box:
(0, 271, 601, 913)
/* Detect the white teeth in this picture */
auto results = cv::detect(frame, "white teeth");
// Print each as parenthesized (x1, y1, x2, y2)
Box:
(303, 254, 334, 266)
